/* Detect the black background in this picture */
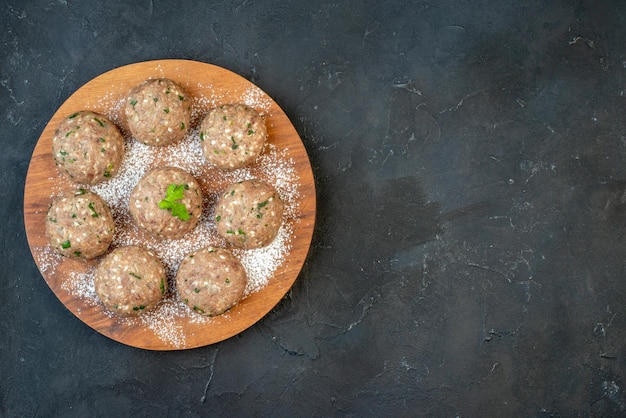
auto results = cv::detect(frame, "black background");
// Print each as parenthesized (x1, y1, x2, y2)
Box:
(2, 1, 626, 416)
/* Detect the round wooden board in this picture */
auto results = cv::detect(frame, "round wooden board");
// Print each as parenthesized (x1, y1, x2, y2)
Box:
(23, 60, 316, 350)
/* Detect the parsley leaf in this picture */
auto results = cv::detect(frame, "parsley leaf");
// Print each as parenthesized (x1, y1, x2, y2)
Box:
(88, 202, 99, 218)
(158, 184, 190, 221)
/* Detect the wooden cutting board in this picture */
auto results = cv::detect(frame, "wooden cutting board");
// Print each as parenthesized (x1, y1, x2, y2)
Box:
(23, 60, 316, 350)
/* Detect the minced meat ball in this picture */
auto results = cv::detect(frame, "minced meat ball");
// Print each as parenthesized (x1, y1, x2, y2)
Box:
(124, 78, 192, 146)
(45, 189, 114, 259)
(214, 179, 284, 249)
(94, 245, 167, 317)
(199, 104, 267, 170)
(129, 166, 203, 239)
(176, 247, 247, 316)
(52, 110, 124, 185)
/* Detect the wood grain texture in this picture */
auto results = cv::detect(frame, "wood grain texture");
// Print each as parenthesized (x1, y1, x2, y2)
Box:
(23, 60, 316, 350)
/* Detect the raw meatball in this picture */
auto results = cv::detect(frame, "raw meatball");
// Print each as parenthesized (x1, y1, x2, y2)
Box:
(129, 167, 203, 239)
(94, 245, 166, 317)
(199, 104, 267, 170)
(176, 247, 247, 316)
(52, 110, 124, 185)
(124, 78, 192, 146)
(45, 189, 114, 259)
(214, 179, 284, 249)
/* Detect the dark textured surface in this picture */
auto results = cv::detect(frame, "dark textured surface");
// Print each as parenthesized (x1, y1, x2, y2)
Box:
(3, 0, 626, 416)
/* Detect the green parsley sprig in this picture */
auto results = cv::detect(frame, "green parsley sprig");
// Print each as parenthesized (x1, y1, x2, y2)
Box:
(158, 184, 190, 221)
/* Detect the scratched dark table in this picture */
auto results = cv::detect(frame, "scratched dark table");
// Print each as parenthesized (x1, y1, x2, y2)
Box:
(3, 1, 626, 416)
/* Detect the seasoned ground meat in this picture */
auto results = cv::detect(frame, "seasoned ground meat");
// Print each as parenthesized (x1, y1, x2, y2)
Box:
(52, 110, 124, 185)
(129, 167, 203, 239)
(94, 245, 166, 317)
(214, 179, 284, 249)
(199, 104, 267, 170)
(45, 189, 115, 259)
(124, 78, 192, 146)
(176, 247, 247, 316)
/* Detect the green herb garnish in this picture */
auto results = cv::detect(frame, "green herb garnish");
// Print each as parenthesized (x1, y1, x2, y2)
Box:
(158, 184, 190, 221)
(61, 240, 71, 249)
(129, 272, 142, 279)
(255, 199, 269, 219)
(88, 202, 99, 218)
(130, 99, 137, 107)
(69, 112, 80, 119)
(230, 136, 238, 150)
(163, 108, 170, 113)
(103, 163, 113, 178)
(160, 279, 165, 295)
(93, 117, 104, 127)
